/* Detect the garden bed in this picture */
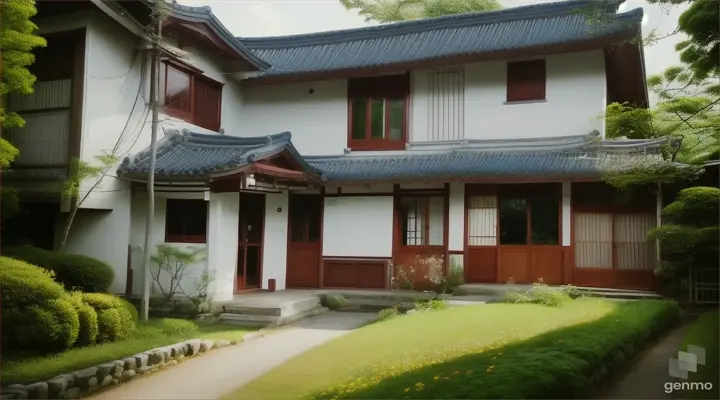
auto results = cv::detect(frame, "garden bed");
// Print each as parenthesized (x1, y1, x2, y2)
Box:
(226, 298, 679, 399)
(1, 318, 258, 398)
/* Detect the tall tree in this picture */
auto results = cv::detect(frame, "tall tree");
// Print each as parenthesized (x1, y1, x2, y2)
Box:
(0, 0, 46, 167)
(649, 0, 720, 81)
(603, 65, 719, 189)
(340, 0, 502, 23)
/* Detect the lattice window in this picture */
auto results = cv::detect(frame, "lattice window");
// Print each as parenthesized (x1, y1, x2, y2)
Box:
(428, 68, 465, 141)
(574, 213, 613, 269)
(467, 196, 496, 246)
(615, 213, 656, 271)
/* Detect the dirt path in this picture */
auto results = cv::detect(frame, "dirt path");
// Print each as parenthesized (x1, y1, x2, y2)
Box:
(90, 312, 377, 400)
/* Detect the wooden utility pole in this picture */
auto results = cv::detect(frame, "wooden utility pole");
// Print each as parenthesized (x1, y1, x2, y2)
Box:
(140, 13, 162, 321)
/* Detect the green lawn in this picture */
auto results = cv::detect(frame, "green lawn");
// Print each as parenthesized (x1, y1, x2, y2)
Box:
(2, 319, 256, 385)
(676, 310, 720, 399)
(226, 298, 679, 399)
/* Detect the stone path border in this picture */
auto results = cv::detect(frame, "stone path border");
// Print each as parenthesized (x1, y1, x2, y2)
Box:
(0, 330, 269, 400)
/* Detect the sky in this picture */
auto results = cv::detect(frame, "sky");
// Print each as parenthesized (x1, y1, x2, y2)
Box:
(176, 0, 690, 78)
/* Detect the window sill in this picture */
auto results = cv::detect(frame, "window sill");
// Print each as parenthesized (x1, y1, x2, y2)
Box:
(165, 235, 207, 244)
(348, 141, 406, 151)
(503, 99, 547, 105)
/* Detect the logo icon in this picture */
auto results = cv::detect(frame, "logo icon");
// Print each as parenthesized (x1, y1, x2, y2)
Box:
(669, 345, 706, 379)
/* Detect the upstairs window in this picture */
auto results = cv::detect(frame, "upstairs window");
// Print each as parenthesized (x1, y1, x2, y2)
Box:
(165, 199, 208, 243)
(348, 73, 409, 151)
(164, 61, 223, 132)
(506, 59, 546, 103)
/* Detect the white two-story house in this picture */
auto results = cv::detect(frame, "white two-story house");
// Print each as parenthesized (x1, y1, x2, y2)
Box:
(3, 0, 668, 300)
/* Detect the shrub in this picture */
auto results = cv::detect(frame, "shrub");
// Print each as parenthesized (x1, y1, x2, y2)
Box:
(3, 245, 115, 292)
(68, 292, 99, 346)
(324, 294, 348, 310)
(502, 281, 572, 307)
(82, 293, 136, 342)
(378, 307, 401, 321)
(414, 298, 448, 312)
(158, 318, 198, 336)
(0, 257, 80, 351)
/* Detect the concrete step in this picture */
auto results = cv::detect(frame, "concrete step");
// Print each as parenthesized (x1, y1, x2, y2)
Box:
(219, 305, 329, 328)
(223, 295, 322, 317)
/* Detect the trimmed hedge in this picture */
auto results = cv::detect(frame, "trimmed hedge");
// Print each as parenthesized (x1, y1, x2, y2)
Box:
(68, 292, 100, 346)
(81, 293, 136, 342)
(301, 300, 681, 400)
(0, 257, 80, 351)
(3, 245, 114, 292)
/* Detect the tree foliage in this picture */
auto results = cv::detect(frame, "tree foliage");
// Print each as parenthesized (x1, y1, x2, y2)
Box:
(648, 0, 719, 81)
(0, 0, 46, 167)
(602, 64, 719, 188)
(648, 187, 720, 296)
(340, 0, 502, 23)
(57, 153, 120, 252)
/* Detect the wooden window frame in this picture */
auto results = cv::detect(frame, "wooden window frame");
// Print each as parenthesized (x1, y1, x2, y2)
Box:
(165, 198, 208, 244)
(398, 194, 444, 248)
(498, 184, 561, 246)
(506, 59, 546, 103)
(347, 73, 410, 151)
(163, 60, 223, 132)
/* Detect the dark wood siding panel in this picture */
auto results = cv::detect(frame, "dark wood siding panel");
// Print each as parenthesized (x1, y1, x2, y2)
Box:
(322, 259, 389, 289)
(194, 77, 222, 132)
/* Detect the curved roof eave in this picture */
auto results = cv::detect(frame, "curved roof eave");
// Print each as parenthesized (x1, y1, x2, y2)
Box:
(237, 0, 631, 49)
(162, 1, 270, 70)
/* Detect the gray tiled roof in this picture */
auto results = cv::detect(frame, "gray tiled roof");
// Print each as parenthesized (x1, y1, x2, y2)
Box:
(305, 136, 673, 183)
(237, 0, 642, 76)
(117, 130, 319, 181)
(118, 129, 674, 184)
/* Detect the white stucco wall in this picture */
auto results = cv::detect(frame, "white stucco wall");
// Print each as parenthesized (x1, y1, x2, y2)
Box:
(448, 183, 465, 252)
(36, 9, 248, 294)
(323, 196, 394, 257)
(237, 80, 348, 156)
(412, 51, 607, 142)
(262, 192, 289, 291)
(129, 192, 209, 298)
(234, 50, 607, 156)
(207, 192, 239, 301)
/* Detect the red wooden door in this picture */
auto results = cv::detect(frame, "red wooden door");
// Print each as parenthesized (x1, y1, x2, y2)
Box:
(286, 194, 322, 288)
(236, 193, 265, 291)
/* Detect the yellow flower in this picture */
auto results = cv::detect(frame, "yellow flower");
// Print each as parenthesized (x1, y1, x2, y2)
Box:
(467, 370, 474, 374)
(434, 375, 441, 381)
(452, 371, 460, 375)
(404, 388, 410, 393)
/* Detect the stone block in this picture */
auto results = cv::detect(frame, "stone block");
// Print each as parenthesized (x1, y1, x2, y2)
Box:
(63, 387, 80, 399)
(134, 353, 149, 368)
(100, 375, 113, 388)
(95, 363, 115, 380)
(123, 357, 137, 371)
(24, 382, 48, 400)
(185, 339, 202, 356)
(113, 360, 125, 378)
(146, 351, 163, 366)
(72, 367, 97, 389)
(121, 370, 136, 382)
(199, 340, 214, 353)
(215, 339, 231, 348)
(46, 375, 73, 398)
